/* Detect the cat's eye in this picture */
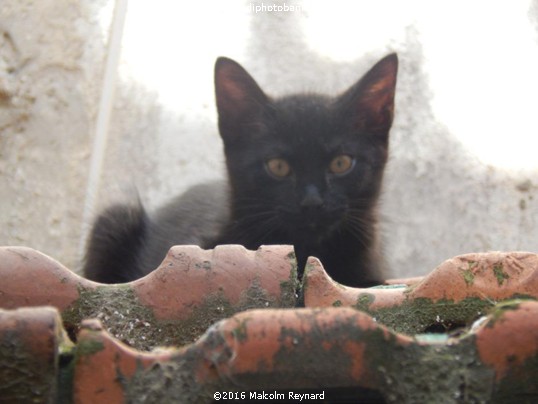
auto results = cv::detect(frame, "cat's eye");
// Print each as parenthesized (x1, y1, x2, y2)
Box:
(266, 158, 291, 178)
(329, 155, 354, 175)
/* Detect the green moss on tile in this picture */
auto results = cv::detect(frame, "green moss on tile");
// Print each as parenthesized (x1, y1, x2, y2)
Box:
(164, 293, 236, 347)
(270, 311, 495, 402)
(114, 303, 538, 402)
(462, 270, 475, 286)
(279, 259, 299, 307)
(493, 263, 509, 286)
(461, 261, 477, 286)
(62, 284, 230, 349)
(286, 250, 297, 261)
(61, 276, 292, 350)
(355, 293, 376, 312)
(62, 285, 165, 350)
(75, 339, 104, 357)
(366, 332, 495, 402)
(0, 324, 58, 402)
(355, 296, 493, 335)
(231, 318, 250, 343)
(486, 299, 524, 326)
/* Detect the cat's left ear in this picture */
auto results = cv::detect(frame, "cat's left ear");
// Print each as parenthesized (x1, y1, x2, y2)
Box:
(215, 57, 268, 142)
(339, 53, 398, 137)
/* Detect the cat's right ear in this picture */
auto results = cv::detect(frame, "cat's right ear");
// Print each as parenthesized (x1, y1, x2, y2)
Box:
(215, 57, 268, 140)
(339, 53, 398, 138)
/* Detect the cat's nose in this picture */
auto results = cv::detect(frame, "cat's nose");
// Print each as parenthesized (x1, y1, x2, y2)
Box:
(300, 185, 324, 210)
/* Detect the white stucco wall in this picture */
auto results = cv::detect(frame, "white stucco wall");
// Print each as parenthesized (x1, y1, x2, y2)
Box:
(2, 0, 538, 278)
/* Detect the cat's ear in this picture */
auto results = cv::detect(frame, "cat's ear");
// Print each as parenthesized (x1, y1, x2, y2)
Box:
(339, 53, 398, 137)
(215, 57, 268, 140)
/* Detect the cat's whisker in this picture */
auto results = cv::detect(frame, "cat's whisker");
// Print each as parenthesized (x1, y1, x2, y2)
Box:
(230, 214, 281, 246)
(342, 212, 375, 248)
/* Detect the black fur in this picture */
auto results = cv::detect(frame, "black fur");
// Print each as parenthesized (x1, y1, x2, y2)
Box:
(84, 54, 398, 286)
(83, 201, 149, 283)
(84, 182, 228, 282)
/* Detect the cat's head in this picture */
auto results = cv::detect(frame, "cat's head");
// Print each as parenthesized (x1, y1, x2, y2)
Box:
(214, 54, 398, 245)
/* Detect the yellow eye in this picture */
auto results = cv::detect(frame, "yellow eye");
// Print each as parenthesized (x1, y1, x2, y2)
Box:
(329, 155, 354, 175)
(266, 158, 291, 178)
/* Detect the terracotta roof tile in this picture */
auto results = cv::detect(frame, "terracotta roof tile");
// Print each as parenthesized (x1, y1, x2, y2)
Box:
(1, 245, 538, 402)
(73, 302, 538, 402)
(0, 245, 296, 349)
(305, 251, 538, 335)
(0, 247, 86, 311)
(0, 306, 68, 403)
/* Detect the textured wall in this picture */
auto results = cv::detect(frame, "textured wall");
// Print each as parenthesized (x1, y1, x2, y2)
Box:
(0, 0, 110, 269)
(1, 0, 538, 278)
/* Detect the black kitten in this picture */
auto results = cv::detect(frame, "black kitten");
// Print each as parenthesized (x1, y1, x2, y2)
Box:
(83, 54, 398, 286)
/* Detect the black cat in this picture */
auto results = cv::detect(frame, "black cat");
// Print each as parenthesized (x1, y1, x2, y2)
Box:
(83, 54, 398, 287)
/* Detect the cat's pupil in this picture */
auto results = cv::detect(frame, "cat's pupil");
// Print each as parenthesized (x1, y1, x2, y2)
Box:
(266, 158, 291, 178)
(329, 155, 354, 175)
